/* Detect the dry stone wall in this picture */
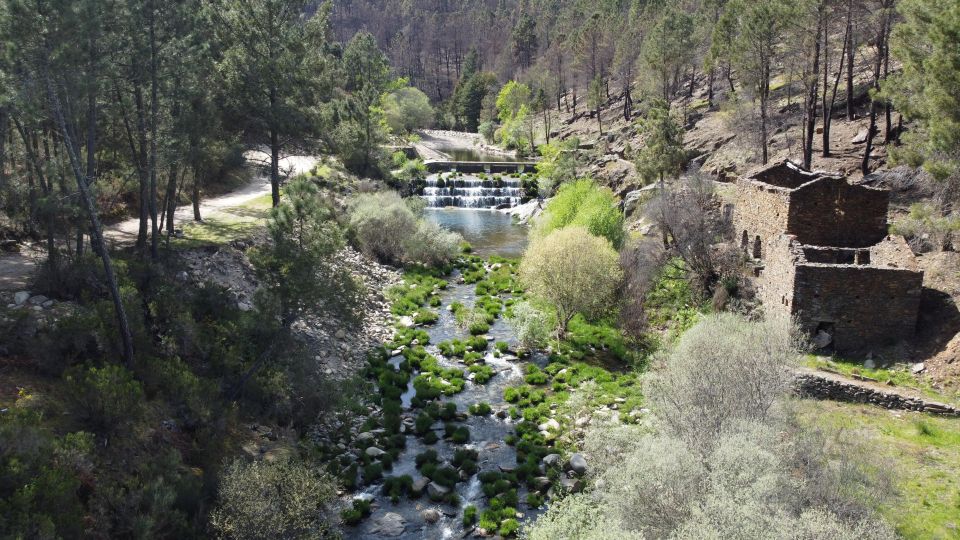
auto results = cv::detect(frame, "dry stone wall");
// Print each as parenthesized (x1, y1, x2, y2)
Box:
(787, 177, 889, 248)
(794, 371, 960, 416)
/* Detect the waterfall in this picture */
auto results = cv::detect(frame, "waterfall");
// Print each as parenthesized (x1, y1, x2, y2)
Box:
(421, 173, 524, 209)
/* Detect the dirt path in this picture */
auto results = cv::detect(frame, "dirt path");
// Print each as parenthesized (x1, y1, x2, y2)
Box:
(0, 153, 317, 292)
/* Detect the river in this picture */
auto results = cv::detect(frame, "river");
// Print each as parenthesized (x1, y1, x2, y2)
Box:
(349, 210, 540, 539)
(425, 209, 528, 259)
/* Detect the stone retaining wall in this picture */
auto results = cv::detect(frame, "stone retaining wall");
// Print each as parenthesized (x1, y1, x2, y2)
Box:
(794, 371, 960, 416)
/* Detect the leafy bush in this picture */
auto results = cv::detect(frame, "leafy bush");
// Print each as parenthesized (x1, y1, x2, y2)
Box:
(348, 191, 461, 266)
(533, 179, 625, 248)
(403, 220, 462, 267)
(470, 402, 492, 415)
(383, 86, 434, 134)
(519, 227, 623, 337)
(211, 458, 338, 539)
(527, 314, 893, 540)
(64, 363, 144, 433)
(890, 203, 960, 252)
(340, 498, 372, 525)
(463, 504, 478, 526)
(507, 301, 553, 351)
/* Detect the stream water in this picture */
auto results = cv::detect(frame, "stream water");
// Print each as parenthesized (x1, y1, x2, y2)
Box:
(348, 211, 536, 539)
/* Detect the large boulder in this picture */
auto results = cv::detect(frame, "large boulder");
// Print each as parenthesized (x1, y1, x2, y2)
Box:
(537, 418, 560, 432)
(370, 512, 406, 537)
(365, 446, 386, 458)
(427, 482, 450, 500)
(567, 453, 588, 476)
(421, 508, 441, 524)
(542, 454, 561, 468)
(411, 476, 430, 496)
(13, 291, 30, 305)
(560, 476, 585, 493)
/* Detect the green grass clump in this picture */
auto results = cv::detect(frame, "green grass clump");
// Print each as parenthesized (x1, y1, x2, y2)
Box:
(470, 402, 492, 415)
(381, 475, 413, 503)
(362, 462, 383, 483)
(469, 364, 495, 384)
(413, 309, 439, 325)
(341, 498, 372, 525)
(463, 505, 478, 526)
(524, 365, 548, 385)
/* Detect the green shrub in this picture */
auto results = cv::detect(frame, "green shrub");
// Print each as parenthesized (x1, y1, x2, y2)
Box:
(463, 505, 478, 526)
(416, 449, 439, 468)
(64, 363, 144, 433)
(470, 402, 492, 415)
(533, 178, 625, 248)
(212, 458, 339, 537)
(524, 365, 548, 385)
(349, 191, 461, 266)
(362, 462, 383, 483)
(340, 498, 372, 525)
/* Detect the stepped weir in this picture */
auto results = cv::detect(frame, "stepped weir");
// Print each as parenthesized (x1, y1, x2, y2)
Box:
(422, 173, 524, 208)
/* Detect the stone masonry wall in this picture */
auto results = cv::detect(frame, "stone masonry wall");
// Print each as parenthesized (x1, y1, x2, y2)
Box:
(734, 181, 790, 258)
(794, 372, 960, 415)
(791, 264, 923, 351)
(787, 177, 889, 248)
(755, 234, 800, 317)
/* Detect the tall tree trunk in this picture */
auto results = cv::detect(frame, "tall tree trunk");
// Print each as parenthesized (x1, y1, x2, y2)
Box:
(43, 52, 135, 366)
(823, 18, 850, 157)
(883, 34, 892, 142)
(148, 0, 159, 260)
(803, 1, 824, 169)
(0, 107, 7, 191)
(134, 83, 150, 251)
(623, 84, 633, 121)
(861, 8, 889, 175)
(760, 64, 770, 165)
(192, 166, 202, 221)
(707, 67, 715, 107)
(164, 163, 178, 234)
(845, 0, 855, 121)
(270, 127, 280, 207)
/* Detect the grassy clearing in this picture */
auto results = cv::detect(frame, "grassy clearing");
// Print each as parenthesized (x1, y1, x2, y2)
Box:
(798, 400, 960, 539)
(804, 355, 960, 406)
(172, 215, 264, 248)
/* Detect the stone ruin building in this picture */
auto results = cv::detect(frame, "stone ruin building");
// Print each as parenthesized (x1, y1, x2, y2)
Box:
(734, 160, 924, 353)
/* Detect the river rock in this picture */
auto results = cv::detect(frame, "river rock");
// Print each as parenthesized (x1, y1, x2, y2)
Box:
(542, 454, 561, 467)
(370, 512, 406, 537)
(421, 508, 441, 524)
(13, 291, 30, 305)
(27, 295, 48, 306)
(567, 453, 587, 476)
(538, 418, 560, 432)
(365, 446, 386, 458)
(427, 482, 450, 499)
(532, 476, 552, 492)
(560, 476, 585, 493)
(398, 316, 415, 327)
(357, 431, 375, 443)
(411, 477, 430, 495)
